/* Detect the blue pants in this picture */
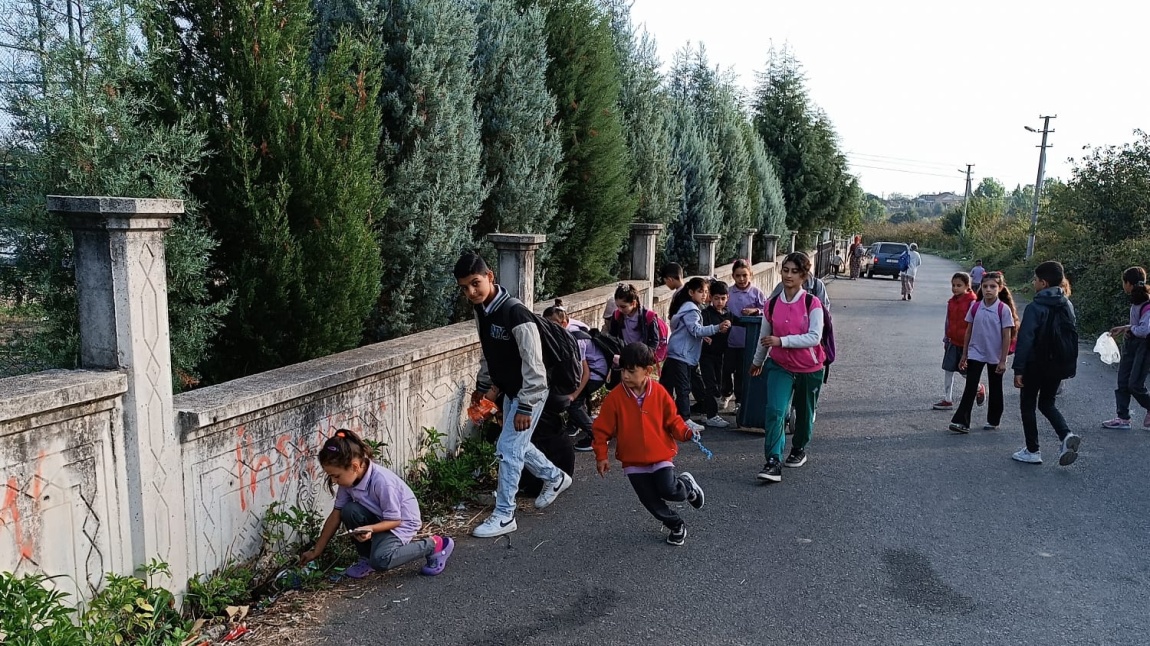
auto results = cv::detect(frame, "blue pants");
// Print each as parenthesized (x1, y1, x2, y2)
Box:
(494, 394, 563, 518)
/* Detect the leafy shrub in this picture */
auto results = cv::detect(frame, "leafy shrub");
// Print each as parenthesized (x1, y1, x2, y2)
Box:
(0, 572, 84, 644)
(407, 427, 497, 516)
(184, 563, 255, 620)
(860, 220, 958, 252)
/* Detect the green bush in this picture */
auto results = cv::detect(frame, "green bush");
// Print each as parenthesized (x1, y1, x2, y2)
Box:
(406, 427, 498, 516)
(860, 220, 959, 252)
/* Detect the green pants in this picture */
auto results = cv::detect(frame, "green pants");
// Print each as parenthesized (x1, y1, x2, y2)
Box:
(764, 359, 824, 460)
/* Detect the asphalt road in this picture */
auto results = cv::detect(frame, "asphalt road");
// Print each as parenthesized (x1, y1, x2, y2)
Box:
(314, 254, 1150, 646)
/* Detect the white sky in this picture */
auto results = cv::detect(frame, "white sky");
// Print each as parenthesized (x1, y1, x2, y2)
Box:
(629, 0, 1147, 198)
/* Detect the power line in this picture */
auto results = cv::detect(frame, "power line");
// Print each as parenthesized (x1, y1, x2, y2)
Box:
(845, 152, 958, 169)
(846, 163, 965, 180)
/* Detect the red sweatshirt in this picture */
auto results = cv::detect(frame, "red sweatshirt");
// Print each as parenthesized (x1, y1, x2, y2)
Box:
(946, 291, 978, 346)
(591, 380, 693, 467)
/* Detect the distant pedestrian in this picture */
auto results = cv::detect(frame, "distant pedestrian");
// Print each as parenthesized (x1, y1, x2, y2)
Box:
(592, 343, 705, 546)
(300, 430, 453, 578)
(900, 243, 922, 300)
(830, 250, 844, 277)
(1011, 261, 1081, 466)
(933, 272, 982, 411)
(662, 277, 731, 435)
(949, 272, 1019, 434)
(723, 259, 767, 414)
(848, 236, 864, 279)
(750, 252, 826, 483)
(970, 259, 986, 293)
(1101, 266, 1150, 430)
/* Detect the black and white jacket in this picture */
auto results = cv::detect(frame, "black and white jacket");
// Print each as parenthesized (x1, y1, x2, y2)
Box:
(474, 286, 548, 416)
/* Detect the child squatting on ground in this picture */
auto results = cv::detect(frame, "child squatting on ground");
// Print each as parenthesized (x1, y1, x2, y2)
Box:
(592, 342, 705, 546)
(1011, 260, 1081, 466)
(300, 430, 453, 578)
(455, 252, 573, 539)
(1101, 266, 1150, 430)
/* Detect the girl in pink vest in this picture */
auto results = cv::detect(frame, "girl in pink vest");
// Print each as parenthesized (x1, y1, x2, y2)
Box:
(750, 252, 826, 483)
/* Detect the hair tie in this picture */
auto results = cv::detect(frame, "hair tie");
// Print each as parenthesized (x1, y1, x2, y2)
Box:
(324, 445, 339, 451)
(335, 431, 346, 438)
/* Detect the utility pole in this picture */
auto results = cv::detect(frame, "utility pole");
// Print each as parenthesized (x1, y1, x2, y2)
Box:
(1024, 115, 1056, 259)
(959, 164, 974, 236)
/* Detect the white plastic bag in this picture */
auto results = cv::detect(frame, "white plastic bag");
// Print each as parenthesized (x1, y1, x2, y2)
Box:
(1094, 332, 1121, 365)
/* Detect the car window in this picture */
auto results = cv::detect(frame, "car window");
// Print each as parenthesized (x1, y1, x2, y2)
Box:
(878, 243, 908, 255)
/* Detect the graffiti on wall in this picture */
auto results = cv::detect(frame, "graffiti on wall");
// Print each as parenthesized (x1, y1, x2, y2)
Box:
(0, 452, 46, 562)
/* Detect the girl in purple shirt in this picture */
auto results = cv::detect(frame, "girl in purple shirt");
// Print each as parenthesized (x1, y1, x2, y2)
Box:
(724, 260, 767, 408)
(300, 430, 453, 578)
(949, 272, 1019, 434)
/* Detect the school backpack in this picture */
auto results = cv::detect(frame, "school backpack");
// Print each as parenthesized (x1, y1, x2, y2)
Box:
(897, 251, 910, 273)
(1035, 302, 1080, 379)
(584, 328, 625, 364)
(611, 306, 670, 362)
(767, 292, 836, 382)
(506, 298, 583, 396)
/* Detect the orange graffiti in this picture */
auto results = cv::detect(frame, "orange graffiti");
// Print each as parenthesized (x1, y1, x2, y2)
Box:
(0, 452, 45, 562)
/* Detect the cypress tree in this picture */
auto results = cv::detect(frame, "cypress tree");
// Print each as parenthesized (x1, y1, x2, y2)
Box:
(539, 0, 636, 293)
(141, 0, 383, 380)
(473, 0, 565, 293)
(374, 0, 487, 337)
(0, 0, 227, 389)
(665, 99, 721, 268)
(741, 119, 788, 260)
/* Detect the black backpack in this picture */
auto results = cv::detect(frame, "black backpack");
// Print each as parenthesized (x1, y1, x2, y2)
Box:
(1037, 303, 1079, 379)
(506, 298, 583, 396)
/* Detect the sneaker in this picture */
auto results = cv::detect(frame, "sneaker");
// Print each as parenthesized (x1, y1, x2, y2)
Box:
(344, 558, 376, 579)
(1012, 448, 1043, 464)
(757, 457, 783, 482)
(784, 448, 807, 468)
(1101, 417, 1131, 430)
(983, 424, 999, 431)
(472, 514, 517, 538)
(573, 435, 593, 452)
(948, 423, 969, 434)
(679, 472, 705, 509)
(534, 471, 572, 509)
(931, 400, 954, 411)
(686, 419, 705, 435)
(1058, 433, 1081, 466)
(706, 415, 730, 428)
(420, 536, 454, 576)
(721, 395, 735, 410)
(666, 525, 687, 546)
(976, 383, 986, 407)
(565, 425, 579, 437)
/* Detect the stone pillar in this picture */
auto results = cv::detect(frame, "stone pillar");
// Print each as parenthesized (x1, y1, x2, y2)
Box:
(738, 228, 758, 262)
(820, 228, 831, 244)
(630, 223, 663, 308)
(488, 233, 546, 305)
(787, 230, 798, 253)
(694, 233, 722, 277)
(51, 195, 187, 589)
(762, 234, 780, 261)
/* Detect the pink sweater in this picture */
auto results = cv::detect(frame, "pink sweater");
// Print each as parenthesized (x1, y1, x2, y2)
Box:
(751, 291, 826, 374)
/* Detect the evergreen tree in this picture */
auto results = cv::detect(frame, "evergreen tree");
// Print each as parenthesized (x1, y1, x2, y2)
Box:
(603, 0, 678, 229)
(540, 0, 636, 292)
(665, 98, 720, 268)
(0, 0, 227, 389)
(374, 0, 487, 337)
(711, 82, 754, 262)
(741, 119, 787, 259)
(473, 0, 565, 293)
(141, 0, 383, 380)
(751, 45, 848, 235)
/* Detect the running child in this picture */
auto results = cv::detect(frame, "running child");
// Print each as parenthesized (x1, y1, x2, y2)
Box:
(933, 272, 982, 411)
(1101, 267, 1150, 430)
(949, 271, 1019, 433)
(454, 252, 572, 538)
(592, 342, 705, 546)
(299, 430, 453, 578)
(700, 280, 738, 428)
(723, 259, 767, 413)
(662, 277, 731, 434)
(1011, 260, 1081, 465)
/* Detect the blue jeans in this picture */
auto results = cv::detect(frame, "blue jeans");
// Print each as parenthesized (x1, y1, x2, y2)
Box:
(495, 393, 563, 518)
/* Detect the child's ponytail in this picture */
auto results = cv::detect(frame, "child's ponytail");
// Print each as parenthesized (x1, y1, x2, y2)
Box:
(318, 429, 373, 493)
(543, 298, 569, 323)
(1125, 267, 1148, 305)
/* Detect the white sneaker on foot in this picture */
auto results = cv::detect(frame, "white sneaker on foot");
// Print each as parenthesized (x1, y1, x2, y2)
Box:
(706, 415, 730, 428)
(1012, 448, 1042, 464)
(534, 471, 572, 509)
(1058, 433, 1081, 466)
(472, 514, 517, 538)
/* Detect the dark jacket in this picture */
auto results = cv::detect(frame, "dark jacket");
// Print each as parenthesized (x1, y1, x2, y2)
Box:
(1012, 287, 1076, 377)
(700, 306, 737, 356)
(473, 286, 548, 416)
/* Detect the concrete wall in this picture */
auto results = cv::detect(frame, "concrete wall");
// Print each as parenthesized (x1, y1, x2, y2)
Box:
(0, 370, 132, 602)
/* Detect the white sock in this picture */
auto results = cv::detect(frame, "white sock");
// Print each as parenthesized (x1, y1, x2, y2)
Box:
(943, 371, 955, 401)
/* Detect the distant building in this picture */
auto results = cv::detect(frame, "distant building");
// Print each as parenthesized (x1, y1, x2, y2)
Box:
(913, 192, 965, 209)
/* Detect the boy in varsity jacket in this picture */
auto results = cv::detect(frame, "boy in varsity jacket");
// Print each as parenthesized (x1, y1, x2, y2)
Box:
(454, 252, 573, 539)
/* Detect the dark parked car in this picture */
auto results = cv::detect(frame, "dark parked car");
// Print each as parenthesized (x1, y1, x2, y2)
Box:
(862, 242, 908, 279)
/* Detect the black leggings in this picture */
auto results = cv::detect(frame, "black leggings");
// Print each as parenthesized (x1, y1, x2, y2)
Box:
(951, 360, 1003, 427)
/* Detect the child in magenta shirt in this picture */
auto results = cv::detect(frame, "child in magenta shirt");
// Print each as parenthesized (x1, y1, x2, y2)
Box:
(750, 253, 825, 483)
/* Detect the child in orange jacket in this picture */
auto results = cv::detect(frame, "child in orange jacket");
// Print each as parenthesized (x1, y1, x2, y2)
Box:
(592, 342, 705, 546)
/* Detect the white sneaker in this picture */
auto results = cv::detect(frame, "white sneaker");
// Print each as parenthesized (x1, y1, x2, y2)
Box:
(1012, 448, 1042, 464)
(721, 395, 735, 410)
(472, 514, 517, 538)
(534, 472, 572, 509)
(706, 415, 730, 428)
(1058, 433, 1081, 466)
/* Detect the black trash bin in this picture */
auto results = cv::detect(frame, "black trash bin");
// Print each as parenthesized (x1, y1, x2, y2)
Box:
(736, 315, 769, 430)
